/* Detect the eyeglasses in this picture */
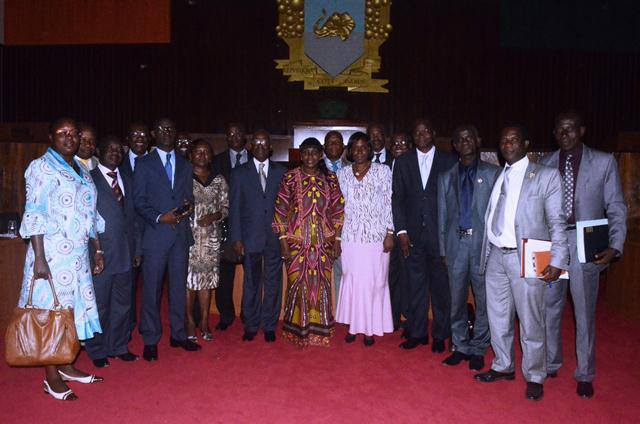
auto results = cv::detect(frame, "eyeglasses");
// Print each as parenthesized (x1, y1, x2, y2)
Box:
(55, 130, 79, 139)
(176, 140, 192, 147)
(156, 126, 176, 134)
(252, 139, 270, 146)
(129, 131, 147, 138)
(392, 140, 410, 146)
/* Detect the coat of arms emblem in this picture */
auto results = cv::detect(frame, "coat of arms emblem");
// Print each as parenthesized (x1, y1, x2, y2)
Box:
(275, 0, 392, 92)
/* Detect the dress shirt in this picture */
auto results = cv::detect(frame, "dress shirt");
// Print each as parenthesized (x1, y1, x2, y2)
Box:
(253, 157, 269, 178)
(373, 148, 387, 164)
(324, 156, 344, 172)
(75, 155, 98, 171)
(417, 146, 435, 188)
(128, 149, 146, 171)
(229, 148, 249, 168)
(558, 143, 583, 224)
(157, 148, 176, 189)
(98, 163, 125, 196)
(487, 156, 529, 248)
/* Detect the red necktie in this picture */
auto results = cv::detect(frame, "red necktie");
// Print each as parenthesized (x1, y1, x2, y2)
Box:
(106, 171, 124, 207)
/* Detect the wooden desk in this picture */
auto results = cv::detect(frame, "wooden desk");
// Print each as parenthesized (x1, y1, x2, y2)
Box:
(0, 237, 27, 332)
(606, 237, 640, 323)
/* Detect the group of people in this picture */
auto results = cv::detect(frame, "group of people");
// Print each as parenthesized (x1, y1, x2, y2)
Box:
(16, 110, 626, 403)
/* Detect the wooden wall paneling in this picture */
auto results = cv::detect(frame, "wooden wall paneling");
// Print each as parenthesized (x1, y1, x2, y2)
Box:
(0, 141, 48, 213)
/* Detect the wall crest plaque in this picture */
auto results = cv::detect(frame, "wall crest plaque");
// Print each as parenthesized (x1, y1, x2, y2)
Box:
(275, 0, 392, 93)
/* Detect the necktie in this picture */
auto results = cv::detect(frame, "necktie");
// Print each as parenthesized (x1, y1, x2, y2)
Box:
(563, 154, 574, 219)
(235, 152, 242, 168)
(133, 155, 139, 171)
(420, 153, 429, 188)
(259, 163, 267, 192)
(331, 161, 338, 172)
(375, 153, 381, 163)
(106, 171, 124, 207)
(165, 153, 173, 187)
(459, 167, 473, 228)
(491, 166, 512, 237)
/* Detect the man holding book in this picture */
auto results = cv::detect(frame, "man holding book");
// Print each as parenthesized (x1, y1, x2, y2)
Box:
(540, 111, 627, 399)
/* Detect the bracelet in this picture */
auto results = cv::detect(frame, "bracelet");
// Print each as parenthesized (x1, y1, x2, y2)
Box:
(386, 230, 394, 235)
(335, 236, 342, 241)
(278, 235, 287, 240)
(95, 250, 104, 255)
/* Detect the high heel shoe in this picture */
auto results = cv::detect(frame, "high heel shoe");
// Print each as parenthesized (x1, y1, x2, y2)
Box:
(58, 370, 104, 384)
(43, 380, 77, 401)
(201, 330, 214, 341)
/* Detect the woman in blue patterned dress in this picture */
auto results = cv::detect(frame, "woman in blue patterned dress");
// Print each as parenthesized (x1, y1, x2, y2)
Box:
(18, 118, 106, 401)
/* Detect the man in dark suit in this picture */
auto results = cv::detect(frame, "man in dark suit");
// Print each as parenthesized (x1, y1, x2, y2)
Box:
(120, 122, 150, 333)
(388, 132, 412, 331)
(540, 111, 627, 398)
(437, 125, 499, 371)
(230, 130, 286, 342)
(368, 123, 393, 167)
(133, 117, 199, 361)
(392, 118, 457, 352)
(85, 136, 141, 367)
(211, 122, 250, 330)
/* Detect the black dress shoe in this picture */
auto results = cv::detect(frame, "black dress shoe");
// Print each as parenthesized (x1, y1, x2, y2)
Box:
(442, 351, 470, 366)
(345, 334, 356, 343)
(363, 336, 375, 347)
(170, 338, 202, 351)
(547, 371, 558, 378)
(399, 337, 428, 350)
(474, 369, 516, 382)
(577, 381, 594, 398)
(115, 352, 139, 362)
(431, 339, 446, 353)
(242, 331, 256, 341)
(264, 331, 276, 342)
(215, 321, 230, 331)
(469, 355, 485, 371)
(400, 329, 409, 339)
(92, 358, 110, 368)
(526, 382, 544, 401)
(143, 345, 158, 362)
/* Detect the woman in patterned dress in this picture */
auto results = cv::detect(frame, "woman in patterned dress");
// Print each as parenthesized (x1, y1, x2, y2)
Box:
(18, 117, 105, 401)
(335, 132, 395, 346)
(273, 137, 344, 347)
(186, 139, 229, 341)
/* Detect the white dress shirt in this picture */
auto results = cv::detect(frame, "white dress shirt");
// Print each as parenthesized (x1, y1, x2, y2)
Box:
(373, 148, 387, 164)
(230, 148, 249, 168)
(157, 148, 176, 188)
(417, 146, 435, 188)
(324, 156, 344, 173)
(253, 157, 269, 177)
(97, 163, 125, 196)
(487, 155, 529, 248)
(128, 149, 146, 171)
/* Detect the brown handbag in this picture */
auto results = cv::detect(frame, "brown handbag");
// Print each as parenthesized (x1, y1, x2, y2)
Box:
(4, 276, 80, 366)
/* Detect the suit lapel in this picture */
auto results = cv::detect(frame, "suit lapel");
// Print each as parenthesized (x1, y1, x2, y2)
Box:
(406, 149, 423, 191)
(92, 168, 121, 209)
(451, 164, 460, 211)
(152, 149, 173, 191)
(515, 161, 537, 223)
(575, 145, 591, 199)
(265, 161, 280, 194)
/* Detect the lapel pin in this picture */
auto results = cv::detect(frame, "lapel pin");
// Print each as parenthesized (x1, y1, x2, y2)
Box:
(528, 172, 536, 179)
(477, 177, 484, 184)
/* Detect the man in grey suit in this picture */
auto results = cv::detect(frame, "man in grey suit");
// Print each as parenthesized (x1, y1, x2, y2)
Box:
(438, 125, 499, 371)
(540, 111, 627, 399)
(86, 136, 141, 367)
(474, 125, 568, 402)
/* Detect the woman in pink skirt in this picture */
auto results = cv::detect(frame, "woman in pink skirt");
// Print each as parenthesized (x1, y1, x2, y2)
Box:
(335, 131, 394, 346)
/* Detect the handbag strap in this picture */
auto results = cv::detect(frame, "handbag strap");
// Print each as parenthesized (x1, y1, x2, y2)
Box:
(26, 275, 62, 309)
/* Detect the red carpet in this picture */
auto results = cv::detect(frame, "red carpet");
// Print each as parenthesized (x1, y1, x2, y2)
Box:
(1, 304, 639, 423)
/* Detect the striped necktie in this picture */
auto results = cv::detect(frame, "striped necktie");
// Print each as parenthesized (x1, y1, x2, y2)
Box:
(106, 171, 124, 207)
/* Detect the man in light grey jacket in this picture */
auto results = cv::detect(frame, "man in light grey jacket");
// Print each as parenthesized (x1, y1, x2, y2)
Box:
(438, 125, 499, 371)
(540, 111, 627, 399)
(474, 125, 569, 402)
